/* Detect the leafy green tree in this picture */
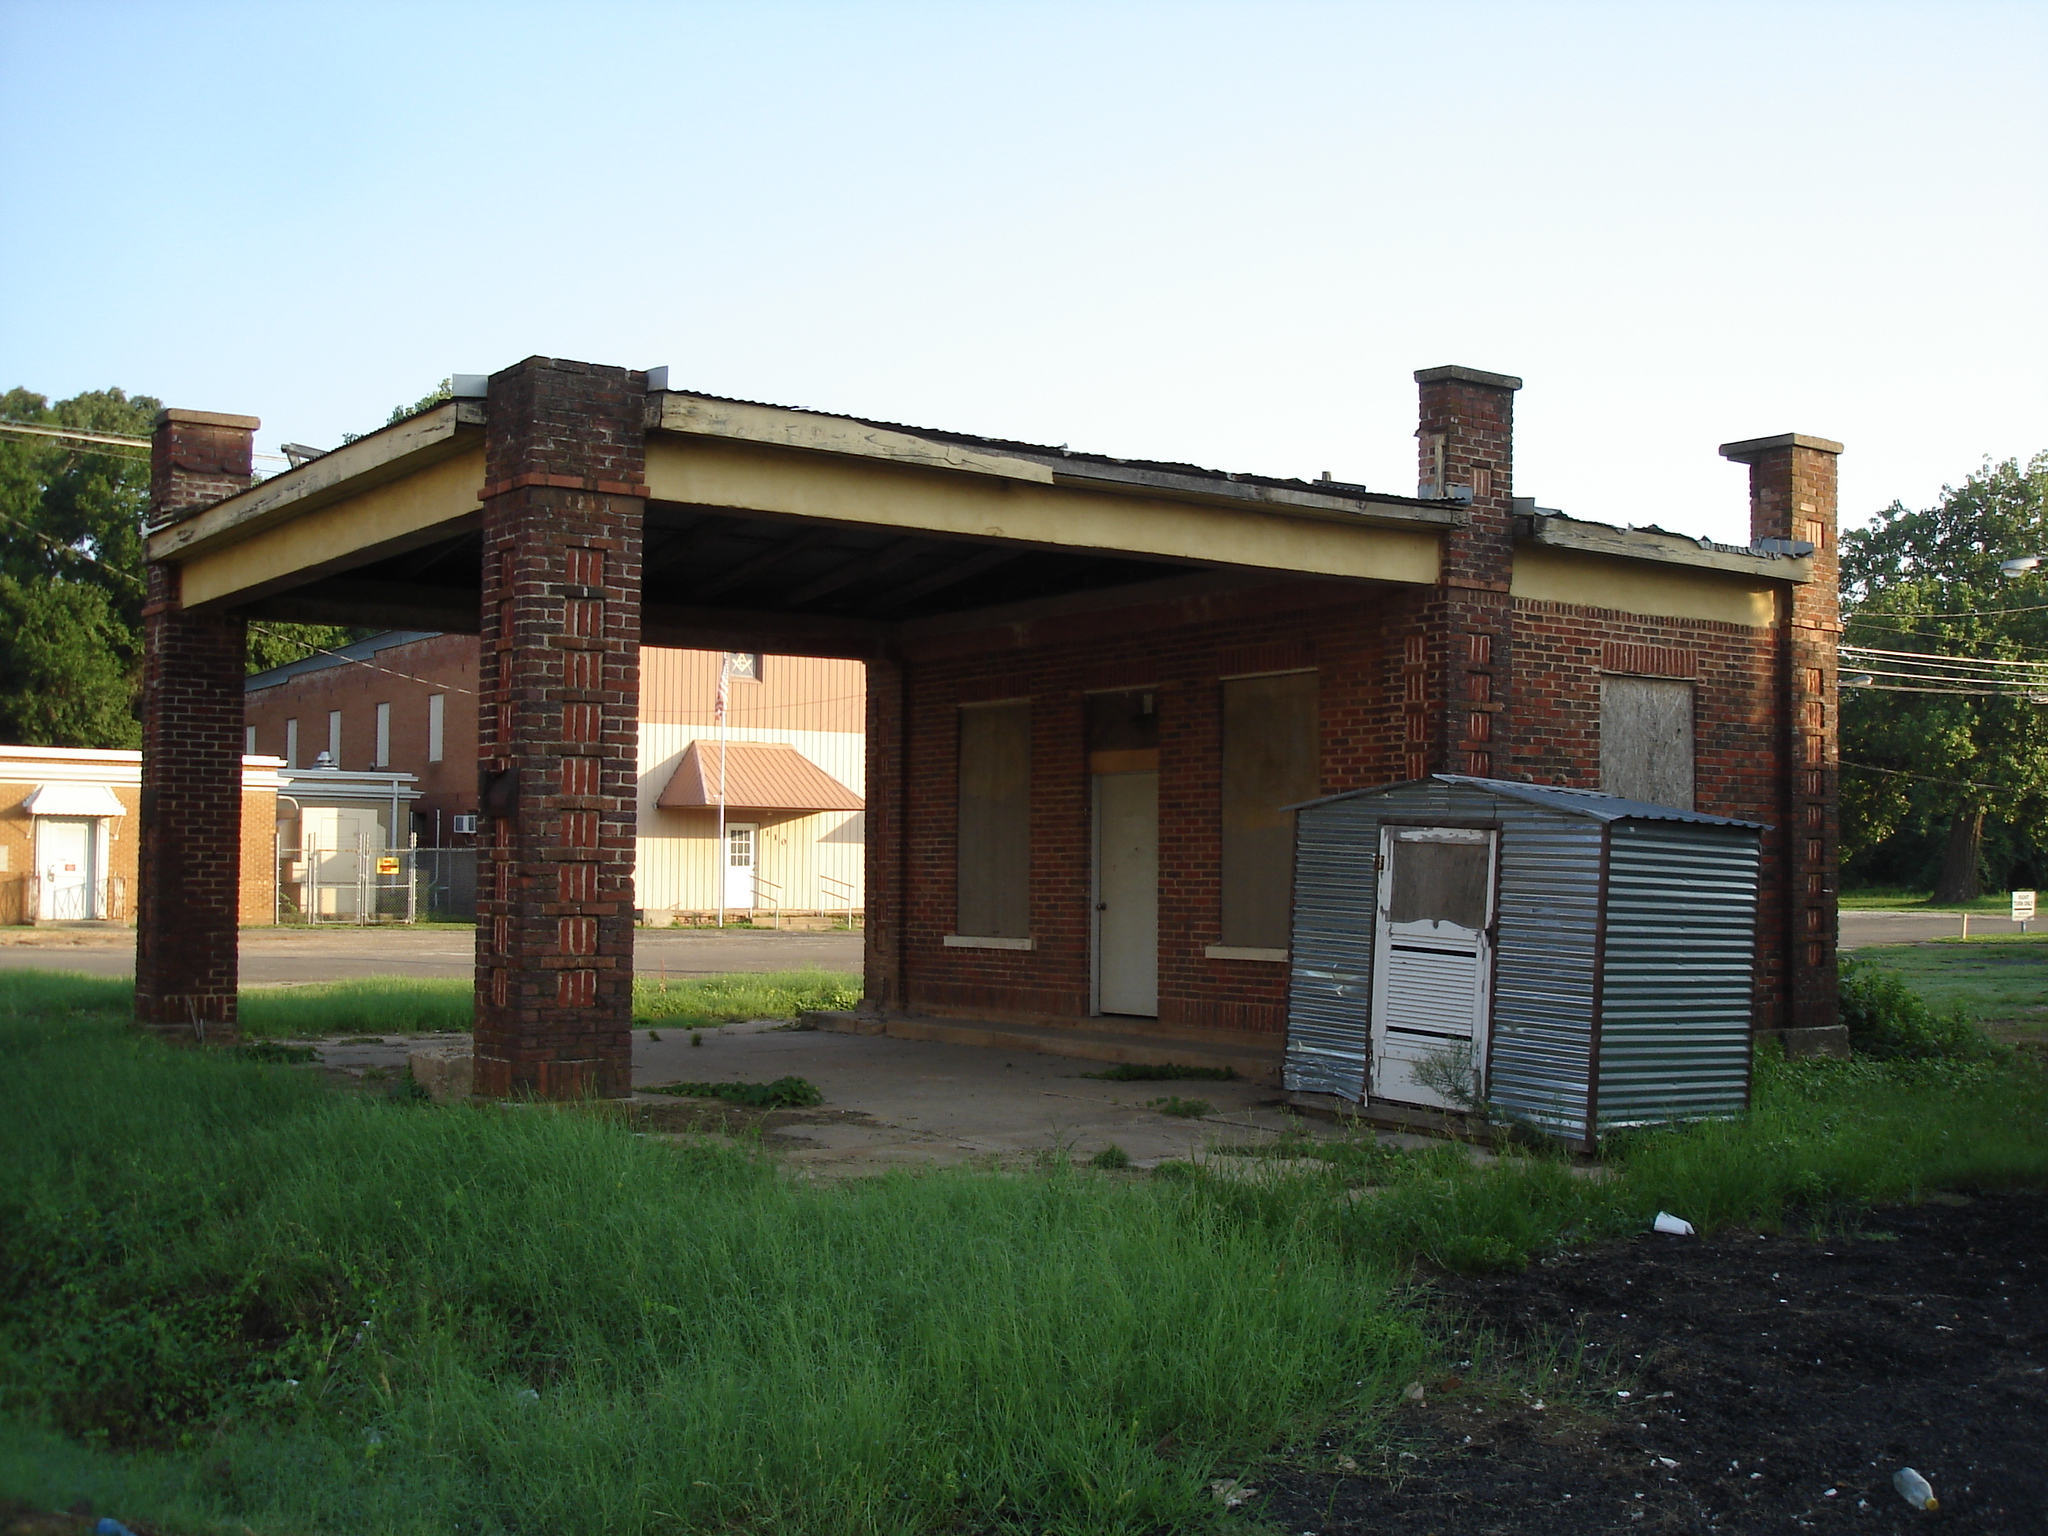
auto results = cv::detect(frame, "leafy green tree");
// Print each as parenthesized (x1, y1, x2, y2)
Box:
(0, 388, 157, 746)
(1839, 453, 2048, 899)
(1, 388, 368, 744)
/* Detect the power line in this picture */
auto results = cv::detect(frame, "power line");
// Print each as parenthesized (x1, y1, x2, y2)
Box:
(1841, 760, 2029, 796)
(1847, 599, 2048, 619)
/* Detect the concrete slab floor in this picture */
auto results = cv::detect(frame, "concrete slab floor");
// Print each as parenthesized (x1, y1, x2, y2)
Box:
(280, 1019, 1433, 1175)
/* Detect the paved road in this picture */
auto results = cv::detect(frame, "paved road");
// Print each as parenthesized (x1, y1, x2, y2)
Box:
(0, 925, 863, 982)
(1839, 911, 2034, 949)
(0, 914, 2021, 983)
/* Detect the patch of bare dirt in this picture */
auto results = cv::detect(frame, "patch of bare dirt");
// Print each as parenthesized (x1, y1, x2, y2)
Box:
(1254, 1190, 2047, 1533)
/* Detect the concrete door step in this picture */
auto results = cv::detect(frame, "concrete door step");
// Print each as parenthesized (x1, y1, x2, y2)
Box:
(806, 1010, 1282, 1083)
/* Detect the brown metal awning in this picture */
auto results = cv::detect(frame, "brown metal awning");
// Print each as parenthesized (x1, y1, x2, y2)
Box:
(656, 740, 863, 812)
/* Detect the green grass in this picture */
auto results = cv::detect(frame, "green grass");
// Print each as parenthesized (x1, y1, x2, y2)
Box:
(0, 974, 1424, 1535)
(1849, 934, 2048, 1050)
(644, 1075, 825, 1108)
(1839, 887, 2029, 913)
(4, 966, 2046, 1534)
(210, 970, 862, 1040)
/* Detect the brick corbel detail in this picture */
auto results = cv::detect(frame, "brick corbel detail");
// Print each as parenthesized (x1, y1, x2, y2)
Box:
(1722, 431, 1845, 1042)
(136, 409, 258, 1041)
(473, 358, 647, 1099)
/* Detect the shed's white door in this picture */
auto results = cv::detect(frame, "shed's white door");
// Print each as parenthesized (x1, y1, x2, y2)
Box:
(37, 817, 96, 920)
(724, 823, 758, 910)
(1370, 826, 1497, 1109)
(1093, 771, 1159, 1016)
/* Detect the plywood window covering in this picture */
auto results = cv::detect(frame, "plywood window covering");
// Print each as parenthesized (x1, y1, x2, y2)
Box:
(1600, 675, 1695, 809)
(1220, 671, 1318, 949)
(956, 700, 1031, 939)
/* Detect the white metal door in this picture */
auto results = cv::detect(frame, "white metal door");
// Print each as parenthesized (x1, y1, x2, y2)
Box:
(1093, 772, 1159, 1016)
(1369, 826, 1497, 1109)
(724, 823, 758, 910)
(37, 817, 96, 920)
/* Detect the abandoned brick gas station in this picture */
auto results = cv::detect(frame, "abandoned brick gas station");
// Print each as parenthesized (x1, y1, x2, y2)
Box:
(136, 358, 1843, 1101)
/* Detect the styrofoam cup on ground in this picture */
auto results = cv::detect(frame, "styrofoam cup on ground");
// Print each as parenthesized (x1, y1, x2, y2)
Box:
(1652, 1211, 1696, 1236)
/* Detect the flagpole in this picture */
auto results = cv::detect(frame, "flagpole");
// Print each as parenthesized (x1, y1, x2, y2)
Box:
(715, 653, 730, 929)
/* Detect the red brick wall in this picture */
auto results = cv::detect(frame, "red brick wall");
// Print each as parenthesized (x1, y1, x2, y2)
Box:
(244, 633, 482, 834)
(890, 581, 1797, 1045)
(1508, 599, 1788, 1028)
(898, 582, 1412, 1039)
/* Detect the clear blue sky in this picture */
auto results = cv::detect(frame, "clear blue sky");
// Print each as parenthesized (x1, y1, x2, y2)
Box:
(3, 1, 2042, 545)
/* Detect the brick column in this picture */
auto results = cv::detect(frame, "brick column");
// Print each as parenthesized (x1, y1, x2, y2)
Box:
(1721, 432, 1845, 1051)
(473, 359, 646, 1099)
(858, 656, 908, 1018)
(137, 409, 259, 1041)
(1412, 365, 1521, 781)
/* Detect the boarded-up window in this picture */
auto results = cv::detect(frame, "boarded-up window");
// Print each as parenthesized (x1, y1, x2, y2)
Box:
(1601, 676, 1695, 809)
(957, 700, 1031, 937)
(1220, 672, 1318, 949)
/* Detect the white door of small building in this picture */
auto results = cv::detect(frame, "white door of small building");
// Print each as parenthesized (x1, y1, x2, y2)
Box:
(1369, 826, 1497, 1110)
(37, 816, 97, 921)
(1093, 771, 1159, 1016)
(724, 823, 758, 911)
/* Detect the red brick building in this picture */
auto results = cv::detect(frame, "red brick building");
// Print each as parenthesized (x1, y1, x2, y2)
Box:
(244, 634, 866, 917)
(135, 359, 1839, 1093)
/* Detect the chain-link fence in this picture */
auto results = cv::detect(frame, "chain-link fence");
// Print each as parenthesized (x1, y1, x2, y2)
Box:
(277, 839, 436, 925)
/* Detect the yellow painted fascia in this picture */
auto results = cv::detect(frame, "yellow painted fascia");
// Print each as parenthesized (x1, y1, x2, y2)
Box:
(147, 402, 481, 564)
(1511, 543, 1780, 627)
(177, 448, 484, 609)
(645, 438, 1440, 586)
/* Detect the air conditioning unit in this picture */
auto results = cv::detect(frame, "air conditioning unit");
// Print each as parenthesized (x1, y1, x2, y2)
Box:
(452, 814, 479, 835)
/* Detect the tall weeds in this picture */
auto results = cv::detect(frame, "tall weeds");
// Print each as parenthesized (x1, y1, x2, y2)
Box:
(0, 981, 1420, 1534)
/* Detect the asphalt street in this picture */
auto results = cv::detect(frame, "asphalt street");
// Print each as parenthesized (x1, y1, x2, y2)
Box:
(0, 911, 2024, 983)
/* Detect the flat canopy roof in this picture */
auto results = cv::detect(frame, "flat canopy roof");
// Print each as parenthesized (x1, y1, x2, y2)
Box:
(147, 368, 1812, 656)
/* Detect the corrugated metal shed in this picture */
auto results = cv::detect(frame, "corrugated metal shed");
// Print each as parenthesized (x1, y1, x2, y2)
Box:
(1285, 775, 1763, 1149)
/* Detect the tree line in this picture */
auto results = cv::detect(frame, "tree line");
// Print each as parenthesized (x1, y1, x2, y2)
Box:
(1840, 453, 2048, 900)
(0, 387, 357, 748)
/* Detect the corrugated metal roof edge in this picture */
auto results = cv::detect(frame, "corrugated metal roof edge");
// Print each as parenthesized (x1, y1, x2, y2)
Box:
(1284, 774, 1768, 830)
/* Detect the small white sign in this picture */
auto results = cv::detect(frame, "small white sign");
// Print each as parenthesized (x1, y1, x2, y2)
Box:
(2013, 890, 2037, 922)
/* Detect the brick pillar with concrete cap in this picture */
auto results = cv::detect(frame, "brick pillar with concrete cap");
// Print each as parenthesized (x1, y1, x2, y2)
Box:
(1410, 365, 1521, 783)
(136, 408, 259, 1041)
(1721, 431, 1846, 1052)
(473, 358, 647, 1099)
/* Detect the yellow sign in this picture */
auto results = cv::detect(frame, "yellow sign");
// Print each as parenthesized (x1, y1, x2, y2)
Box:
(376, 856, 401, 876)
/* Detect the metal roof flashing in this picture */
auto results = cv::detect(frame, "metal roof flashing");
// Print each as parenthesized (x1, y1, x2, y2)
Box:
(1286, 775, 1767, 829)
